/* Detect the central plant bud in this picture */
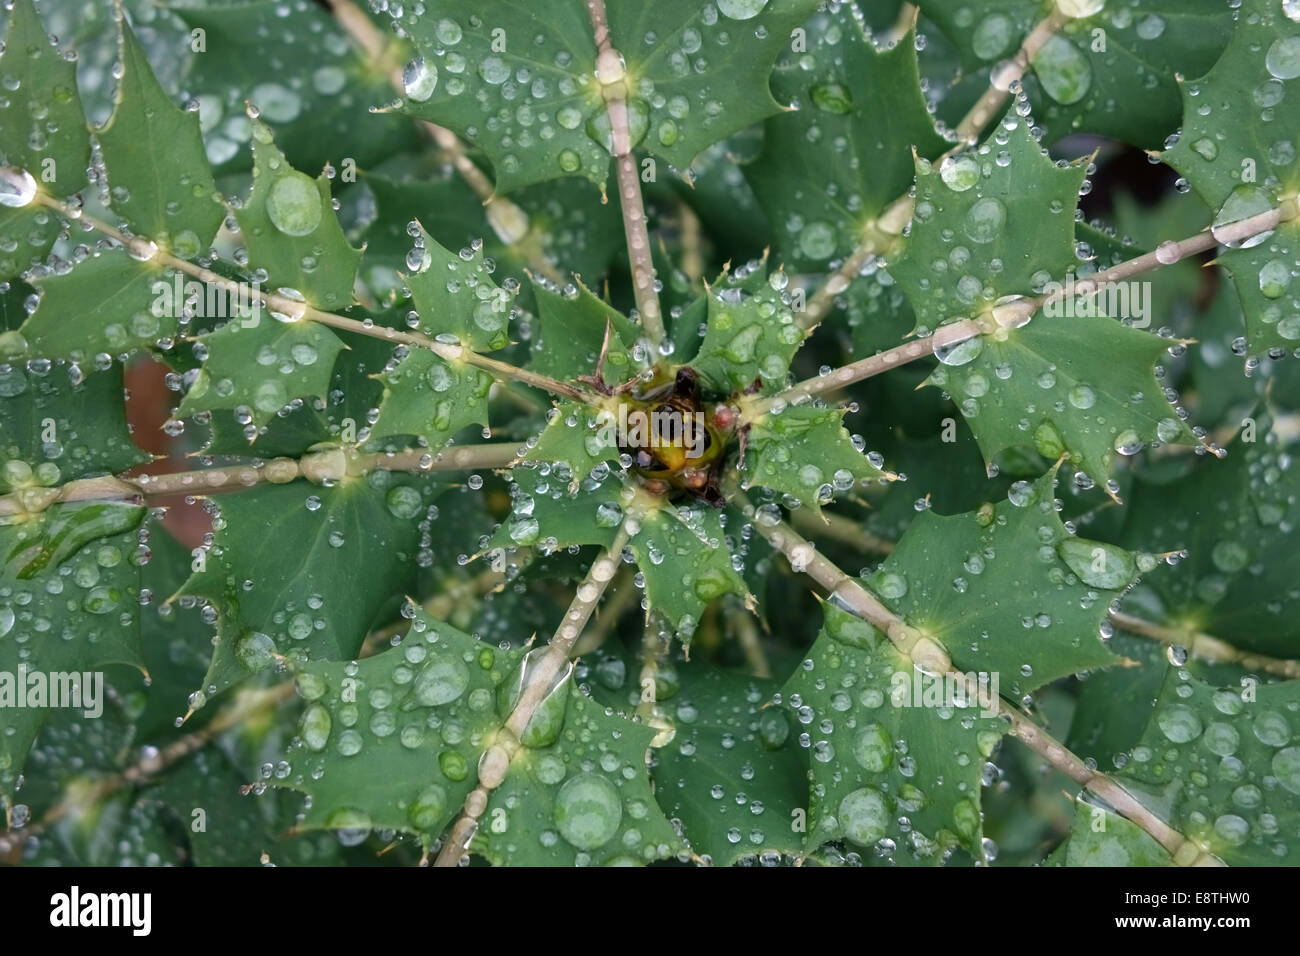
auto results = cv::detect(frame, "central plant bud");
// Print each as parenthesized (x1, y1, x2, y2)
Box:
(596, 367, 730, 506)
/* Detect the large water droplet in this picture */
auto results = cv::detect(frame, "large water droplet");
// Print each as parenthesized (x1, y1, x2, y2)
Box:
(838, 787, 888, 847)
(1033, 34, 1092, 105)
(403, 57, 438, 102)
(554, 773, 622, 850)
(266, 171, 322, 237)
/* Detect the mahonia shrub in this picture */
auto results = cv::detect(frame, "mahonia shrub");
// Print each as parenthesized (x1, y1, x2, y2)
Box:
(0, 0, 1298, 868)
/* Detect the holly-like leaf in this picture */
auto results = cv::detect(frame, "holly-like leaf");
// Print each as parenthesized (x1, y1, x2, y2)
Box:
(915, 0, 1231, 148)
(645, 664, 807, 865)
(1116, 410, 1300, 661)
(0, 201, 59, 282)
(174, 0, 417, 175)
(745, 6, 949, 269)
(530, 280, 640, 383)
(1164, 0, 1300, 356)
(276, 612, 519, 848)
(476, 686, 685, 865)
(1048, 798, 1172, 867)
(97, 18, 224, 252)
(742, 405, 890, 514)
(924, 306, 1197, 490)
(180, 318, 345, 431)
(523, 400, 621, 484)
(235, 119, 360, 312)
(179, 476, 434, 697)
(782, 604, 1005, 864)
(401, 0, 822, 193)
(19, 248, 172, 362)
(369, 231, 511, 450)
(1120, 666, 1300, 865)
(892, 108, 1087, 333)
(633, 504, 749, 639)
(692, 268, 806, 395)
(0, 0, 91, 196)
(871, 471, 1139, 694)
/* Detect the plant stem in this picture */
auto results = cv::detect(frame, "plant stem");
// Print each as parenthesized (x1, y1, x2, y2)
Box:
(954, 9, 1068, 144)
(0, 443, 521, 518)
(753, 200, 1298, 420)
(732, 491, 1220, 864)
(585, 0, 667, 350)
(433, 523, 632, 866)
(31, 193, 588, 403)
(1109, 611, 1300, 680)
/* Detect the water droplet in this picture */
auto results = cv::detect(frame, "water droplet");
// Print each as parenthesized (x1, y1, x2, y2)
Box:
(838, 787, 888, 847)
(554, 774, 622, 850)
(266, 172, 322, 237)
(403, 57, 438, 102)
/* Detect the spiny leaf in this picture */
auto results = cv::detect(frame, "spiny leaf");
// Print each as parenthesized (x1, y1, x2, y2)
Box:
(405, 226, 514, 351)
(0, 0, 91, 196)
(745, 6, 949, 269)
(924, 306, 1196, 490)
(370, 349, 494, 451)
(97, 17, 224, 252)
(530, 279, 640, 383)
(692, 267, 806, 395)
(1119, 665, 1300, 865)
(632, 504, 749, 639)
(523, 400, 621, 484)
(179, 477, 434, 697)
(179, 317, 346, 431)
(1047, 798, 1172, 867)
(1116, 409, 1300, 660)
(276, 611, 520, 848)
(915, 0, 1231, 148)
(19, 248, 171, 361)
(1164, 0, 1300, 356)
(235, 119, 360, 312)
(641, 664, 807, 865)
(475, 688, 685, 865)
(174, 0, 417, 175)
(782, 604, 1005, 864)
(400, 0, 823, 193)
(891, 108, 1087, 333)
(742, 405, 890, 515)
(871, 471, 1139, 694)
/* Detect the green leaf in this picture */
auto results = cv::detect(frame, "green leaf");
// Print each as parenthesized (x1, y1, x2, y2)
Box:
(179, 476, 433, 697)
(645, 664, 808, 864)
(892, 108, 1087, 333)
(924, 306, 1196, 490)
(1164, 0, 1300, 356)
(742, 405, 889, 514)
(915, 0, 1231, 148)
(872, 471, 1135, 693)
(1049, 798, 1172, 867)
(745, 6, 949, 269)
(1120, 665, 1300, 865)
(0, 202, 59, 282)
(692, 267, 806, 395)
(632, 504, 749, 639)
(368, 232, 511, 450)
(530, 279, 640, 383)
(235, 120, 360, 312)
(782, 604, 1005, 864)
(1116, 410, 1300, 660)
(97, 18, 224, 251)
(523, 400, 621, 484)
(402, 0, 822, 193)
(180, 318, 346, 431)
(20, 247, 171, 361)
(0, 503, 146, 798)
(0, 0, 91, 195)
(475, 688, 684, 865)
(0, 366, 148, 485)
(174, 0, 418, 175)
(276, 611, 520, 848)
